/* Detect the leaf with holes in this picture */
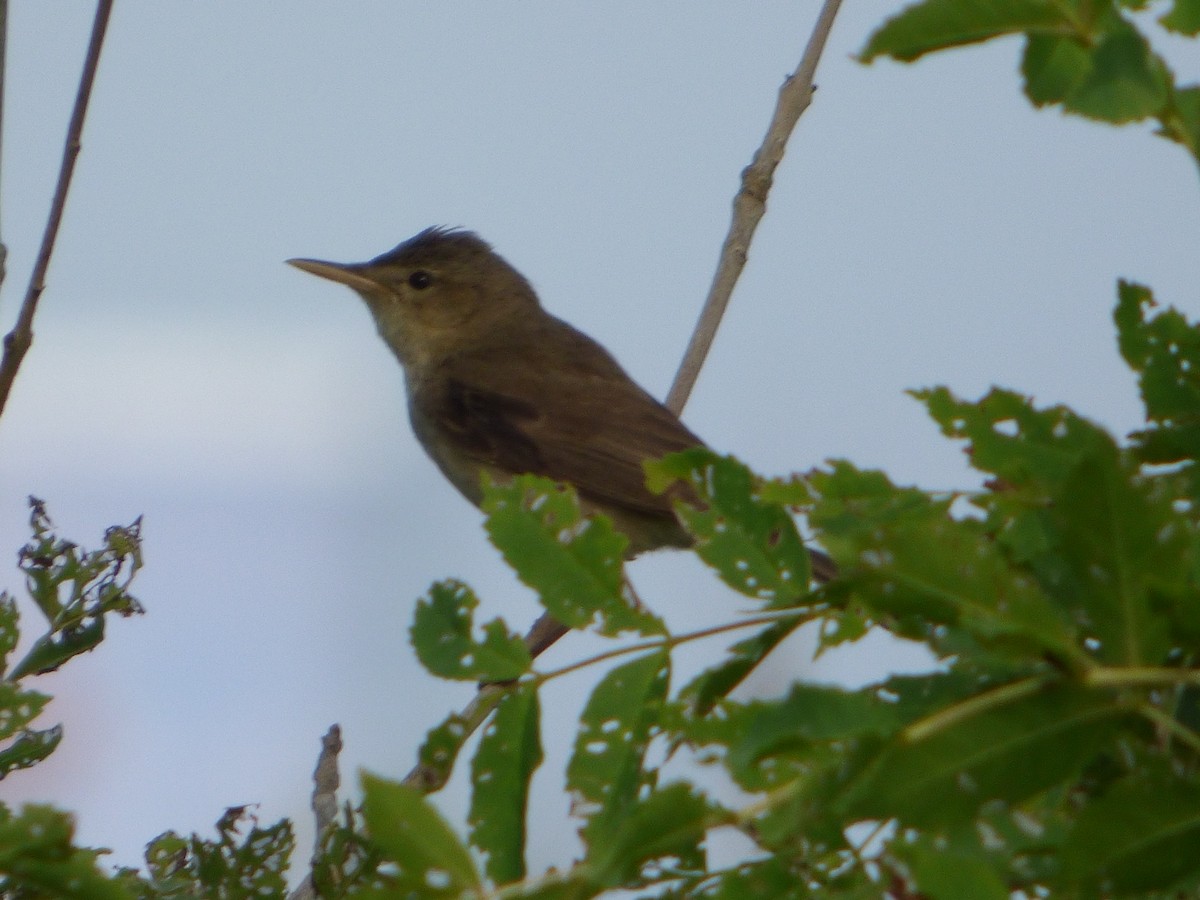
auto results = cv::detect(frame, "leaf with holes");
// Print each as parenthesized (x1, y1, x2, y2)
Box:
(568, 651, 670, 850)
(483, 475, 663, 637)
(647, 450, 814, 605)
(361, 773, 481, 896)
(469, 687, 543, 884)
(810, 462, 1080, 662)
(410, 580, 530, 681)
(583, 783, 712, 888)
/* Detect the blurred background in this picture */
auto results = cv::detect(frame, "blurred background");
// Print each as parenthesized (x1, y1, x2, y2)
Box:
(0, 1, 1196, 881)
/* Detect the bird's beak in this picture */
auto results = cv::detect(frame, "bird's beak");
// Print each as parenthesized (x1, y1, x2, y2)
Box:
(286, 257, 380, 293)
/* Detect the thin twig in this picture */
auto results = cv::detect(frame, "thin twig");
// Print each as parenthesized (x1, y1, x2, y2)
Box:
(665, 0, 844, 415)
(0, 0, 113, 420)
(0, 0, 9, 292)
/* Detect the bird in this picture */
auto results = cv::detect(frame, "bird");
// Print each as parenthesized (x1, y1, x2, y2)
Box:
(288, 227, 833, 656)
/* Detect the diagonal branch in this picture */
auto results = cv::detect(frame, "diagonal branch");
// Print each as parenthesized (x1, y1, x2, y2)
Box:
(0, 0, 114, 421)
(665, 0, 844, 415)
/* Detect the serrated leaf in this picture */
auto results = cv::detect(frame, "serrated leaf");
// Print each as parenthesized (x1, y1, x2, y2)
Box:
(861, 0, 1067, 63)
(469, 687, 542, 884)
(1162, 0, 1200, 35)
(647, 450, 814, 604)
(410, 580, 530, 681)
(0, 725, 62, 778)
(568, 652, 669, 845)
(837, 683, 1127, 826)
(8, 619, 106, 680)
(361, 772, 481, 896)
(583, 783, 710, 887)
(918, 386, 1111, 487)
(809, 462, 1079, 662)
(1115, 280, 1200, 464)
(483, 475, 663, 638)
(1061, 768, 1200, 892)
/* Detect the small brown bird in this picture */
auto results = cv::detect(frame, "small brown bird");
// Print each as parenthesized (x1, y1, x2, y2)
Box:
(289, 228, 832, 655)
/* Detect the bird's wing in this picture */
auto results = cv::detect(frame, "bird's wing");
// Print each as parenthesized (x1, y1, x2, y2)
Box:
(424, 351, 702, 518)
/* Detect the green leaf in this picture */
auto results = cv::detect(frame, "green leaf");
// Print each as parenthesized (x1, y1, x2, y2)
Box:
(701, 856, 818, 899)
(1060, 768, 1200, 892)
(361, 772, 481, 896)
(0, 683, 51, 742)
(1022, 34, 1091, 106)
(139, 807, 294, 896)
(837, 682, 1127, 826)
(583, 783, 711, 887)
(469, 687, 543, 884)
(1163, 86, 1200, 186)
(568, 652, 669, 847)
(915, 386, 1193, 664)
(1047, 447, 1181, 665)
(1064, 22, 1170, 123)
(483, 475, 663, 637)
(918, 386, 1111, 488)
(412, 712, 472, 794)
(0, 725, 62, 778)
(893, 833, 1009, 900)
(727, 684, 902, 776)
(1115, 280, 1200, 464)
(861, 0, 1067, 63)
(0, 803, 131, 899)
(647, 450, 815, 605)
(810, 462, 1079, 662)
(0, 595, 18, 674)
(1162, 0, 1200, 35)
(9, 501, 144, 679)
(410, 580, 530, 682)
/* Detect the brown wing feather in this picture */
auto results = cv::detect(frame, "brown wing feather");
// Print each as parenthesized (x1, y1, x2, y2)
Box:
(423, 325, 703, 518)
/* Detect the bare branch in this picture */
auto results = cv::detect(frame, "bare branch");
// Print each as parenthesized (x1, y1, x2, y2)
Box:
(665, 0, 844, 415)
(0, 0, 9, 292)
(0, 0, 113, 420)
(288, 724, 344, 900)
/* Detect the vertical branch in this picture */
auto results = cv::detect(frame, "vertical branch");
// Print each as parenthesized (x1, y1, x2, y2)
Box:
(0, 0, 114, 421)
(0, 0, 8, 292)
(665, 0, 844, 416)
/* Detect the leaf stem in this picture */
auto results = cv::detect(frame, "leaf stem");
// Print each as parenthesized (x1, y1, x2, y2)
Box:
(901, 676, 1047, 743)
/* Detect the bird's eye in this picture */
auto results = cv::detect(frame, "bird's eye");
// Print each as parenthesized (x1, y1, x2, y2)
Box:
(407, 270, 433, 290)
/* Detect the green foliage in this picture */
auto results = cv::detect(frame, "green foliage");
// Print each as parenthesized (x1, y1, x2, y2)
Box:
(862, 0, 1200, 166)
(411, 579, 530, 682)
(389, 290, 1200, 895)
(482, 475, 664, 638)
(0, 804, 130, 899)
(119, 807, 294, 899)
(4, 4, 1199, 898)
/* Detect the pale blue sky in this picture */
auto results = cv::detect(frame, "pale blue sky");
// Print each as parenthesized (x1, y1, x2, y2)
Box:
(0, 2, 1197, 881)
